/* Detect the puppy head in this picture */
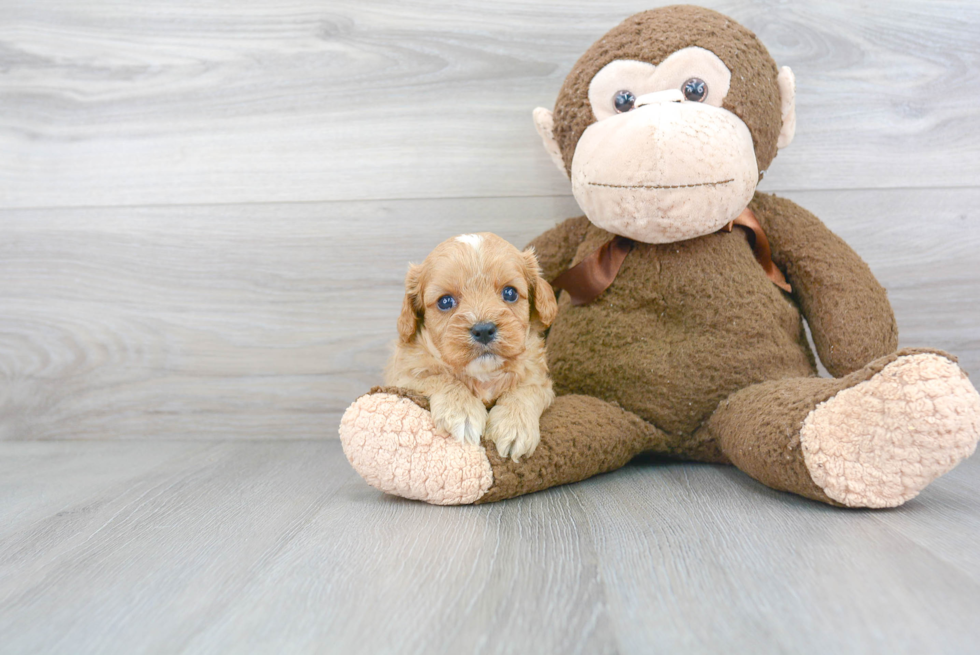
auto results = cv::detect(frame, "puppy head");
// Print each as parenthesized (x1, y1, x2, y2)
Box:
(398, 233, 557, 372)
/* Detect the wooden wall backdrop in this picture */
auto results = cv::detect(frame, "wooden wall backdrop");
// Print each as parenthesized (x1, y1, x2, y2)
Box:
(1, 0, 978, 441)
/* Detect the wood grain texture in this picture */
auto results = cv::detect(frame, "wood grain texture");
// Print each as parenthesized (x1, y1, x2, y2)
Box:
(2, 0, 979, 208)
(2, 3, 978, 652)
(571, 457, 980, 654)
(1, 189, 977, 441)
(0, 195, 579, 440)
(1, 439, 979, 654)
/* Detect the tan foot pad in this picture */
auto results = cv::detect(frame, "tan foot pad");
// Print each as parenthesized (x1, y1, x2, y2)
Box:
(801, 354, 980, 508)
(339, 393, 493, 505)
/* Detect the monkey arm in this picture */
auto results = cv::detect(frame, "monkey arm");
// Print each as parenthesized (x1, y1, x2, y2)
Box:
(525, 215, 591, 283)
(750, 192, 898, 377)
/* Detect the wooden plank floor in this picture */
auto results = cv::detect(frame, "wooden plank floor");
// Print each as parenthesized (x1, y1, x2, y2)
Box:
(2, 1, 980, 652)
(1, 440, 979, 654)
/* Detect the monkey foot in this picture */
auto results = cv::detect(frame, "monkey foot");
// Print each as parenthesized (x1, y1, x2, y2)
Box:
(338, 392, 493, 505)
(800, 353, 980, 508)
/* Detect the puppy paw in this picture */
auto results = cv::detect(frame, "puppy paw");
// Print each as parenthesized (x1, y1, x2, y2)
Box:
(486, 403, 541, 462)
(430, 390, 487, 445)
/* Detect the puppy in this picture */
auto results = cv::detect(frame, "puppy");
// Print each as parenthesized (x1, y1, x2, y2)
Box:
(384, 232, 558, 461)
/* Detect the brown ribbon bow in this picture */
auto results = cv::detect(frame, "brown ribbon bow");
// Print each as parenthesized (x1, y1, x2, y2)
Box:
(551, 207, 791, 306)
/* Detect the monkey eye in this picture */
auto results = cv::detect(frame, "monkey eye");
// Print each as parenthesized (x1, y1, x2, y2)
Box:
(501, 286, 518, 303)
(682, 78, 707, 102)
(613, 90, 636, 113)
(437, 295, 456, 311)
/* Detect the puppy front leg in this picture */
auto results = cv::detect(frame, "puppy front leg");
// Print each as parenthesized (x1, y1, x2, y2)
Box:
(427, 377, 488, 445)
(485, 379, 555, 462)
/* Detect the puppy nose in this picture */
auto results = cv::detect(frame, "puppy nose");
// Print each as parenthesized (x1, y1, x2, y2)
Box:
(470, 322, 497, 345)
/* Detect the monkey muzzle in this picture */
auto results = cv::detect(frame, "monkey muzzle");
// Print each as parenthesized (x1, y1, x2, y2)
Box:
(570, 96, 758, 245)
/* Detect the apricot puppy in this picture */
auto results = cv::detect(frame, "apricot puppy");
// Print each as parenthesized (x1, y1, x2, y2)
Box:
(385, 233, 558, 461)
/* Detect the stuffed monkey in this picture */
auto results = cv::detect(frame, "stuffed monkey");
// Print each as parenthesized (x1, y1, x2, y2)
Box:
(340, 6, 980, 507)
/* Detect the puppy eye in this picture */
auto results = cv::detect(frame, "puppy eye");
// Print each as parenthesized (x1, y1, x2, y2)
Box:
(682, 78, 707, 102)
(613, 90, 636, 113)
(436, 295, 456, 311)
(501, 286, 518, 303)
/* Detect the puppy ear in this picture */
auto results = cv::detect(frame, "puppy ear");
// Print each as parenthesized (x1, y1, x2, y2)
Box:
(397, 264, 424, 343)
(523, 248, 558, 327)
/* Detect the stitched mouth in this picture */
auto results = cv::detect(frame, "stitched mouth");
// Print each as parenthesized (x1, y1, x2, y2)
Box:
(587, 178, 734, 190)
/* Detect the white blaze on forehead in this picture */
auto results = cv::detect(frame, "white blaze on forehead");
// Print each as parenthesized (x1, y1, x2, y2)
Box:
(455, 233, 484, 250)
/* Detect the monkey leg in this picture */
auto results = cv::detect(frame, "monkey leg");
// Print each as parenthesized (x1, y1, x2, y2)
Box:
(339, 388, 675, 505)
(702, 348, 980, 507)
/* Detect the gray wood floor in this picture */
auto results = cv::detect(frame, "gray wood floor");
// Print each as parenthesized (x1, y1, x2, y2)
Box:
(2, 0, 980, 652)
(2, 440, 979, 654)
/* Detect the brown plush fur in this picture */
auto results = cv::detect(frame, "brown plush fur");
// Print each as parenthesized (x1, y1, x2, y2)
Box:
(700, 347, 954, 505)
(340, 7, 977, 507)
(367, 346, 961, 504)
(478, 394, 665, 504)
(553, 6, 783, 177)
(751, 193, 899, 376)
(531, 190, 898, 437)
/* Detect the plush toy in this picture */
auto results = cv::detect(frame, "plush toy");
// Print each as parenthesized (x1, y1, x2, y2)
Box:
(339, 5, 980, 507)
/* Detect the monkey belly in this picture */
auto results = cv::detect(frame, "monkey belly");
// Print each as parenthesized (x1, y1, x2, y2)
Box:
(545, 230, 816, 436)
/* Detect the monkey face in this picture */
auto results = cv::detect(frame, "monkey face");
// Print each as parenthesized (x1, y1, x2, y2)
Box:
(570, 47, 758, 243)
(533, 7, 797, 245)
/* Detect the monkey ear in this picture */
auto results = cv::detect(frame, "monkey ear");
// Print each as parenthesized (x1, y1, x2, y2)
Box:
(776, 66, 797, 150)
(533, 107, 570, 180)
(523, 248, 559, 327)
(397, 264, 424, 343)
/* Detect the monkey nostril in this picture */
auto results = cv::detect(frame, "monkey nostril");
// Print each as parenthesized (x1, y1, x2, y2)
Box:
(470, 322, 497, 345)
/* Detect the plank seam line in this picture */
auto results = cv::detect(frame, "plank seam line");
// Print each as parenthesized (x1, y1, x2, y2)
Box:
(2, 185, 979, 212)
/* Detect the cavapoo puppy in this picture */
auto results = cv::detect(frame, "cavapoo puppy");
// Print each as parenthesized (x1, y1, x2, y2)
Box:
(385, 232, 558, 461)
